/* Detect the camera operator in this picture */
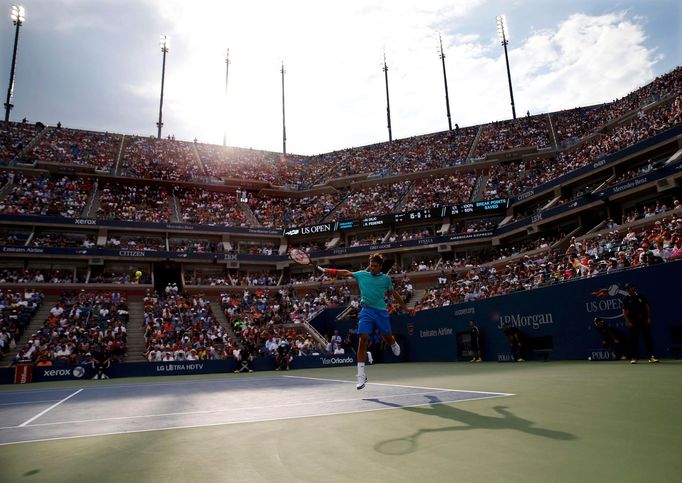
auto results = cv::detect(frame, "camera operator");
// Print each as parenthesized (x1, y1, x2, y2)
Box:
(275, 339, 293, 371)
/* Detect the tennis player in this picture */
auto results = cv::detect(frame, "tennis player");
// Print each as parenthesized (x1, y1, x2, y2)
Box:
(319, 253, 415, 389)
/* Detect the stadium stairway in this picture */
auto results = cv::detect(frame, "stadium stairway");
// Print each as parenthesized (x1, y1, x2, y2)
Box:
(466, 125, 483, 160)
(238, 201, 261, 227)
(2, 293, 61, 367)
(546, 113, 559, 148)
(15, 125, 49, 163)
(471, 174, 489, 201)
(125, 299, 147, 362)
(408, 289, 426, 309)
(211, 299, 239, 343)
(0, 176, 15, 200)
(82, 179, 100, 218)
(391, 181, 417, 214)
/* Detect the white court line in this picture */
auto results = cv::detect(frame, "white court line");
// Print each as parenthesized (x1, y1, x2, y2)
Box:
(283, 375, 516, 396)
(0, 391, 512, 446)
(18, 389, 83, 427)
(0, 389, 465, 429)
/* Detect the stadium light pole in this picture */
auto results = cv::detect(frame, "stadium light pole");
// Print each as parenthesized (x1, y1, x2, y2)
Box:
(223, 48, 230, 146)
(383, 51, 392, 143)
(4, 5, 25, 123)
(157, 35, 169, 139)
(281, 61, 287, 155)
(496, 15, 516, 120)
(439, 33, 453, 131)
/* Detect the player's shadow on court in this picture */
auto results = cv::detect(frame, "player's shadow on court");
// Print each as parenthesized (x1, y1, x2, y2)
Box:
(368, 395, 576, 455)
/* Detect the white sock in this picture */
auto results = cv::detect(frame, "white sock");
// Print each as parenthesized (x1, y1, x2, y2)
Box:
(391, 342, 400, 356)
(357, 362, 365, 376)
(366, 351, 374, 364)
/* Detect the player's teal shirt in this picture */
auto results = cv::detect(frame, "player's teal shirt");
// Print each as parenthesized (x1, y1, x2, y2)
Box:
(352, 270, 393, 310)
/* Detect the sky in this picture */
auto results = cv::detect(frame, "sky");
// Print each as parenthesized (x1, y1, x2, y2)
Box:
(0, 0, 680, 155)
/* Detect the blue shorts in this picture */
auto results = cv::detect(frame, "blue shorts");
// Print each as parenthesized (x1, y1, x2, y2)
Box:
(358, 306, 392, 336)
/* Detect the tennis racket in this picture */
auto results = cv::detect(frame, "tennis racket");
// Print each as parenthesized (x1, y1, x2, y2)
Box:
(289, 249, 325, 272)
(289, 248, 312, 265)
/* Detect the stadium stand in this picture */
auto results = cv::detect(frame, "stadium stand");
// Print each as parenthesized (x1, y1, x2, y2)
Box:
(0, 66, 680, 369)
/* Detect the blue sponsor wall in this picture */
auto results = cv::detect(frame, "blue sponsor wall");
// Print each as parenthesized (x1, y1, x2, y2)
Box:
(1, 354, 357, 384)
(312, 262, 682, 362)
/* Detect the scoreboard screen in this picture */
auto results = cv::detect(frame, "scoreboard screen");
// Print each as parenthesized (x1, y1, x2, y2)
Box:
(392, 207, 440, 224)
(303, 198, 509, 234)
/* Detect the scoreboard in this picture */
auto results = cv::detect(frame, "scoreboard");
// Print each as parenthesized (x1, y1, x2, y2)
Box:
(284, 198, 508, 237)
(392, 207, 442, 224)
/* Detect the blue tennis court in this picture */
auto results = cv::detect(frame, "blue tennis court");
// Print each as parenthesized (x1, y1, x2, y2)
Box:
(0, 375, 512, 446)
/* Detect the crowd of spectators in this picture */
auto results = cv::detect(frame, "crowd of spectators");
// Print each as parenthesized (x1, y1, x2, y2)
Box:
(0, 70, 677, 232)
(401, 173, 477, 211)
(251, 192, 343, 228)
(96, 182, 171, 222)
(13, 290, 128, 365)
(474, 115, 552, 156)
(0, 268, 78, 283)
(556, 96, 681, 171)
(89, 270, 151, 284)
(551, 104, 615, 144)
(415, 211, 681, 310)
(0, 288, 43, 359)
(0, 174, 93, 218)
(483, 95, 681, 200)
(168, 237, 223, 254)
(198, 144, 309, 185)
(308, 128, 477, 180)
(175, 187, 247, 227)
(552, 67, 681, 144)
(0, 228, 31, 246)
(237, 241, 279, 255)
(221, 284, 355, 358)
(120, 136, 204, 182)
(30, 231, 96, 248)
(0, 122, 43, 161)
(331, 181, 412, 221)
(24, 127, 122, 171)
(450, 217, 501, 234)
(143, 290, 228, 361)
(622, 198, 678, 224)
(107, 234, 164, 251)
(184, 271, 233, 286)
(191, 271, 282, 287)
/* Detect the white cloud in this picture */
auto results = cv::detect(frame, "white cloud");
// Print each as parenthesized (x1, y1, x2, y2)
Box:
(509, 12, 660, 114)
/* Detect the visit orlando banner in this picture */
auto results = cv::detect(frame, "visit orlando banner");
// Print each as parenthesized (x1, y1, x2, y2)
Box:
(384, 261, 680, 362)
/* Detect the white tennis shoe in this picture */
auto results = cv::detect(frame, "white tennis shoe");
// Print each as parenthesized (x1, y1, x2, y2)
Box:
(356, 374, 367, 390)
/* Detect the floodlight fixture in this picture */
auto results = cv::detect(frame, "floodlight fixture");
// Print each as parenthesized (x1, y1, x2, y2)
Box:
(496, 15, 516, 120)
(157, 35, 170, 139)
(4, 5, 26, 121)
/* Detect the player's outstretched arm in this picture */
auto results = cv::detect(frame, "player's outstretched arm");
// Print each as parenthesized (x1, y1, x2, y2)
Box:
(317, 267, 353, 278)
